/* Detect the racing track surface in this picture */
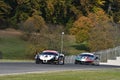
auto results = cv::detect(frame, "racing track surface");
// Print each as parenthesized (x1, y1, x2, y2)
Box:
(0, 62, 120, 75)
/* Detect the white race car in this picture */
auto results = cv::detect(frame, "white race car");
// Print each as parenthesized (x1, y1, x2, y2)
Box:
(35, 50, 65, 65)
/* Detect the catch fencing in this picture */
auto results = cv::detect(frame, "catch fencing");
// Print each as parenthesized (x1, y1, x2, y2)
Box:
(64, 46, 120, 64)
(95, 46, 120, 62)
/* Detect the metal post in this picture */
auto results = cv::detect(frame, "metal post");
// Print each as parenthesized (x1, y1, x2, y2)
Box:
(61, 32, 64, 54)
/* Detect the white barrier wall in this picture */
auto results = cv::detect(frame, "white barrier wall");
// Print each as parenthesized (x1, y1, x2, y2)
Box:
(65, 55, 76, 64)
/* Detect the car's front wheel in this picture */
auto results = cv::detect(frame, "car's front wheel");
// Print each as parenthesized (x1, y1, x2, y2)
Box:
(35, 59, 40, 64)
(74, 60, 79, 64)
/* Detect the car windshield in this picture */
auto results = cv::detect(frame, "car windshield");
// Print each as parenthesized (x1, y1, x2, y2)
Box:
(79, 54, 94, 58)
(41, 52, 58, 56)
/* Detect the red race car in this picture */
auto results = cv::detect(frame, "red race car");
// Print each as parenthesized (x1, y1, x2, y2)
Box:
(75, 52, 100, 65)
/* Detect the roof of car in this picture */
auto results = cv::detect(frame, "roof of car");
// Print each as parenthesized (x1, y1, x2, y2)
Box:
(80, 52, 94, 55)
(42, 50, 59, 54)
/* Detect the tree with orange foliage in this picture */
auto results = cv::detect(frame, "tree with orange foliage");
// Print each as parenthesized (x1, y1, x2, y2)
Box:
(70, 16, 93, 43)
(70, 9, 116, 52)
(88, 9, 115, 52)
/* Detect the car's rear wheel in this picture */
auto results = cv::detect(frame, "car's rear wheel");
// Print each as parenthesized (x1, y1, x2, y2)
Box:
(93, 62, 99, 66)
(92, 61, 100, 66)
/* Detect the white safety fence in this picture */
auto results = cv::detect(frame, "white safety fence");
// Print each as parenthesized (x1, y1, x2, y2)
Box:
(65, 55, 76, 64)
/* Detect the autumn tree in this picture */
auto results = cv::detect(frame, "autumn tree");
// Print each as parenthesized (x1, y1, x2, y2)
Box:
(69, 14, 94, 52)
(70, 16, 93, 43)
(70, 9, 116, 52)
(88, 10, 116, 52)
(23, 13, 66, 58)
(22, 12, 47, 57)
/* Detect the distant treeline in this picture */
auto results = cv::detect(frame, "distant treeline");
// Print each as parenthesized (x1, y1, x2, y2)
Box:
(0, 0, 120, 53)
(0, 0, 120, 29)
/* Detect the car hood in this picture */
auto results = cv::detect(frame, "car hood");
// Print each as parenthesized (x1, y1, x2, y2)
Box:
(76, 56, 94, 61)
(39, 55, 55, 60)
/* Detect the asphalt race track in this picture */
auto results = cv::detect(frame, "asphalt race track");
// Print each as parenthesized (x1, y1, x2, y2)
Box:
(0, 62, 120, 75)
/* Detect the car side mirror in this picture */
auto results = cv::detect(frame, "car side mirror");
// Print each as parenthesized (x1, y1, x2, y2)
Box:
(95, 57, 99, 60)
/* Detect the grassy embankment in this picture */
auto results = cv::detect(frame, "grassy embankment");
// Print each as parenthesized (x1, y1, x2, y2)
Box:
(0, 29, 83, 60)
(0, 36, 29, 59)
(0, 70, 120, 80)
(0, 29, 29, 60)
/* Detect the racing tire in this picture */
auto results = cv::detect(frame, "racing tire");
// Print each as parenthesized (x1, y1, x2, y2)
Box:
(92, 60, 100, 66)
(93, 63, 100, 66)
(35, 59, 40, 64)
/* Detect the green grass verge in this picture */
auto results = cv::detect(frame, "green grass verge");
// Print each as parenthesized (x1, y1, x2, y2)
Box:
(0, 59, 34, 62)
(0, 34, 80, 59)
(0, 70, 120, 80)
(0, 36, 29, 59)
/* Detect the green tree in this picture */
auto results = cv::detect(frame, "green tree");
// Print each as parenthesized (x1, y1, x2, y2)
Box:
(72, 0, 105, 15)
(104, 0, 120, 23)
(7, 0, 42, 28)
(0, 0, 11, 28)
(0, 0, 11, 17)
(113, 0, 120, 23)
